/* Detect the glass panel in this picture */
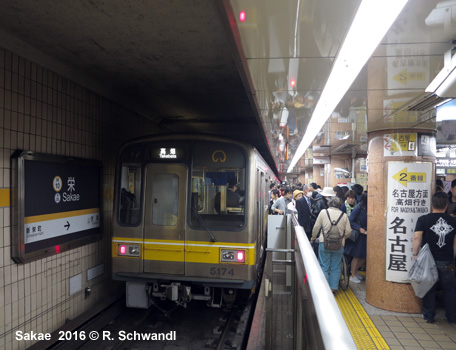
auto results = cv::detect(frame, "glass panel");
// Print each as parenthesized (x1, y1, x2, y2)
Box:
(191, 176, 205, 211)
(190, 143, 246, 230)
(152, 173, 179, 226)
(119, 165, 141, 225)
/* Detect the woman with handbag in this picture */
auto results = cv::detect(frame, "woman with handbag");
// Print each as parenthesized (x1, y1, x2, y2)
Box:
(346, 192, 368, 284)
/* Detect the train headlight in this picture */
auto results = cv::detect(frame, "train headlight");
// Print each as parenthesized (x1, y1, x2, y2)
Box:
(118, 244, 140, 257)
(221, 249, 245, 263)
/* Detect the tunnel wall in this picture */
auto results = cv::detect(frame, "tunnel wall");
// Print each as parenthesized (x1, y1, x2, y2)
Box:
(0, 47, 159, 350)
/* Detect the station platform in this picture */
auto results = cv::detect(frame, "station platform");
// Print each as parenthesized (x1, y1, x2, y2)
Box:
(247, 270, 456, 350)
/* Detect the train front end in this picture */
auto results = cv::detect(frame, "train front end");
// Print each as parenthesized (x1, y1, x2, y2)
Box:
(112, 135, 268, 308)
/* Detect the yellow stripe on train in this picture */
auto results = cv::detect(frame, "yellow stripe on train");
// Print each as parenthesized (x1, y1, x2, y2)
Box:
(112, 237, 256, 265)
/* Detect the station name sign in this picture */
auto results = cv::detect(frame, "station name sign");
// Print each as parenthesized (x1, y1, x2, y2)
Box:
(11, 151, 102, 263)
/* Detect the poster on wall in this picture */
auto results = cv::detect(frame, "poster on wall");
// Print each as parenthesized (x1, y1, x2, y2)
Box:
(355, 173, 367, 189)
(385, 162, 432, 283)
(11, 151, 102, 263)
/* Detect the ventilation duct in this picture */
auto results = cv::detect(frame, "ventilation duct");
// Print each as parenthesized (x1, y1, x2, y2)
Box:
(404, 93, 448, 111)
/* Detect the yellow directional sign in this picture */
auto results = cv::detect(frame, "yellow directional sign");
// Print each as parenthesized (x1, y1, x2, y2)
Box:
(392, 167, 426, 187)
(393, 69, 425, 85)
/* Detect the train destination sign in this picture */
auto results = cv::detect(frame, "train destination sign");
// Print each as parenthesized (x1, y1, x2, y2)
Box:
(11, 151, 102, 263)
(149, 146, 185, 161)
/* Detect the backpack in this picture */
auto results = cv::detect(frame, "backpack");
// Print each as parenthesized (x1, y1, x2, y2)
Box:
(322, 210, 344, 250)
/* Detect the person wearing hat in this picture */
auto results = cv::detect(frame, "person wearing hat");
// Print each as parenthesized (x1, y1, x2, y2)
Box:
(311, 196, 352, 293)
(311, 187, 334, 220)
(292, 190, 304, 205)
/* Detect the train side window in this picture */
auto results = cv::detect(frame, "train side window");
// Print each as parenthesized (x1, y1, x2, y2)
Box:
(119, 165, 141, 225)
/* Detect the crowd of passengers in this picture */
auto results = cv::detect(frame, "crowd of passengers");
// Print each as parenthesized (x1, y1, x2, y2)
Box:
(268, 180, 456, 324)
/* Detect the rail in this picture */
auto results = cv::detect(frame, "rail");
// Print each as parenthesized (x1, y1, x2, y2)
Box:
(264, 212, 356, 349)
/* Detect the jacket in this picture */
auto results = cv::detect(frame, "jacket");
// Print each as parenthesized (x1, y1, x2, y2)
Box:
(296, 196, 314, 239)
(311, 207, 351, 246)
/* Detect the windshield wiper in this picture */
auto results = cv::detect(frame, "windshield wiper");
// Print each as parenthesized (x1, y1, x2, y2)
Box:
(192, 206, 217, 242)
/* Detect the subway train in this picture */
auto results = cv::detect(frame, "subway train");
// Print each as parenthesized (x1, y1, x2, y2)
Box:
(112, 134, 277, 308)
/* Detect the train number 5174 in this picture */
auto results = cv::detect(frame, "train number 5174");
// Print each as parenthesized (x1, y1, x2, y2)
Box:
(210, 267, 234, 276)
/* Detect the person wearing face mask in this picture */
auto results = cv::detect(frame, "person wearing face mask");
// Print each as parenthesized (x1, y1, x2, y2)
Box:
(296, 184, 315, 240)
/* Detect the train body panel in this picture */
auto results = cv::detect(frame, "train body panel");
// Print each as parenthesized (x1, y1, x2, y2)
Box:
(112, 134, 276, 307)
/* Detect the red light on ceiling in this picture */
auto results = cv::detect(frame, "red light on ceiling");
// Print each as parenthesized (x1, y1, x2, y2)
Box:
(236, 251, 245, 262)
(290, 78, 296, 88)
(119, 245, 127, 255)
(239, 11, 246, 22)
(55, 245, 60, 253)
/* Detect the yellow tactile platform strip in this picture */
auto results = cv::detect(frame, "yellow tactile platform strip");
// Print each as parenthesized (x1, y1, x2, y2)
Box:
(335, 287, 390, 350)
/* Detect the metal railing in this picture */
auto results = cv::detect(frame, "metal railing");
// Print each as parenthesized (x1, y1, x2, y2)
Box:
(264, 212, 356, 349)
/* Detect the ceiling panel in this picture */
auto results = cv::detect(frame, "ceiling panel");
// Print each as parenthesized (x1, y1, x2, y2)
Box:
(230, 0, 456, 175)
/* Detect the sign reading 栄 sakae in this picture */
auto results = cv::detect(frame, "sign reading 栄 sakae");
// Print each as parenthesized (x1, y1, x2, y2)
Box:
(11, 151, 102, 263)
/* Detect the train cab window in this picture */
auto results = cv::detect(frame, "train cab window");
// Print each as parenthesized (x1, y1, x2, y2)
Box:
(191, 176, 205, 211)
(119, 165, 142, 225)
(190, 143, 246, 230)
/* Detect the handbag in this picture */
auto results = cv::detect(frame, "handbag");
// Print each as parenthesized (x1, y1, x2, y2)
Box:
(348, 216, 362, 242)
(349, 229, 359, 242)
(408, 243, 438, 298)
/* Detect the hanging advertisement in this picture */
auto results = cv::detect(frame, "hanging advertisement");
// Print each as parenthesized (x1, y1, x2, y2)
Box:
(417, 134, 436, 157)
(11, 151, 102, 263)
(385, 162, 432, 282)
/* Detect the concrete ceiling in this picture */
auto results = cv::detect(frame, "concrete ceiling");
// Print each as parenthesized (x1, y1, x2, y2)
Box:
(1, 0, 456, 179)
(0, 0, 276, 172)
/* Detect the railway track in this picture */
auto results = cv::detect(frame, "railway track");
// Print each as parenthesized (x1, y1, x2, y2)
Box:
(47, 291, 257, 350)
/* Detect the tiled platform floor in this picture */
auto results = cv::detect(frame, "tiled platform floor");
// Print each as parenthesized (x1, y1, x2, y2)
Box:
(349, 273, 456, 350)
(247, 270, 456, 350)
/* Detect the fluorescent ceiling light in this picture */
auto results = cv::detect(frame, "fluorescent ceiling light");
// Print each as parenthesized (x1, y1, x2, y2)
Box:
(425, 50, 454, 94)
(334, 168, 350, 173)
(436, 99, 456, 121)
(287, 0, 409, 173)
(426, 49, 456, 98)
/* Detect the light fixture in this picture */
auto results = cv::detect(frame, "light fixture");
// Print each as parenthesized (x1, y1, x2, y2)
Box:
(436, 98, 456, 121)
(426, 49, 456, 98)
(334, 168, 350, 173)
(287, 0, 409, 173)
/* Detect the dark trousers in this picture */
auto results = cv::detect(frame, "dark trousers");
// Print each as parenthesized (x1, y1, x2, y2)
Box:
(422, 260, 456, 323)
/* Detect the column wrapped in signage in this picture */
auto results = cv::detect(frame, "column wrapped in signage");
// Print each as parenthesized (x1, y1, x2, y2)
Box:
(386, 162, 432, 282)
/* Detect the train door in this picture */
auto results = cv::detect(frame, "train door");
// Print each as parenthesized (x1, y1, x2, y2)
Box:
(143, 164, 187, 275)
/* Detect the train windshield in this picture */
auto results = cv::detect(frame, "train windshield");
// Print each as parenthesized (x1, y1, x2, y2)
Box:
(190, 143, 246, 230)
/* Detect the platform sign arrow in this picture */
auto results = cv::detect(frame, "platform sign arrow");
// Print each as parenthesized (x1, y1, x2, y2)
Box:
(393, 69, 425, 85)
(392, 167, 426, 187)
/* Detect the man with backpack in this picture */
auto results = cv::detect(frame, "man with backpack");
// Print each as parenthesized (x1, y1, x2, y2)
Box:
(311, 196, 352, 293)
